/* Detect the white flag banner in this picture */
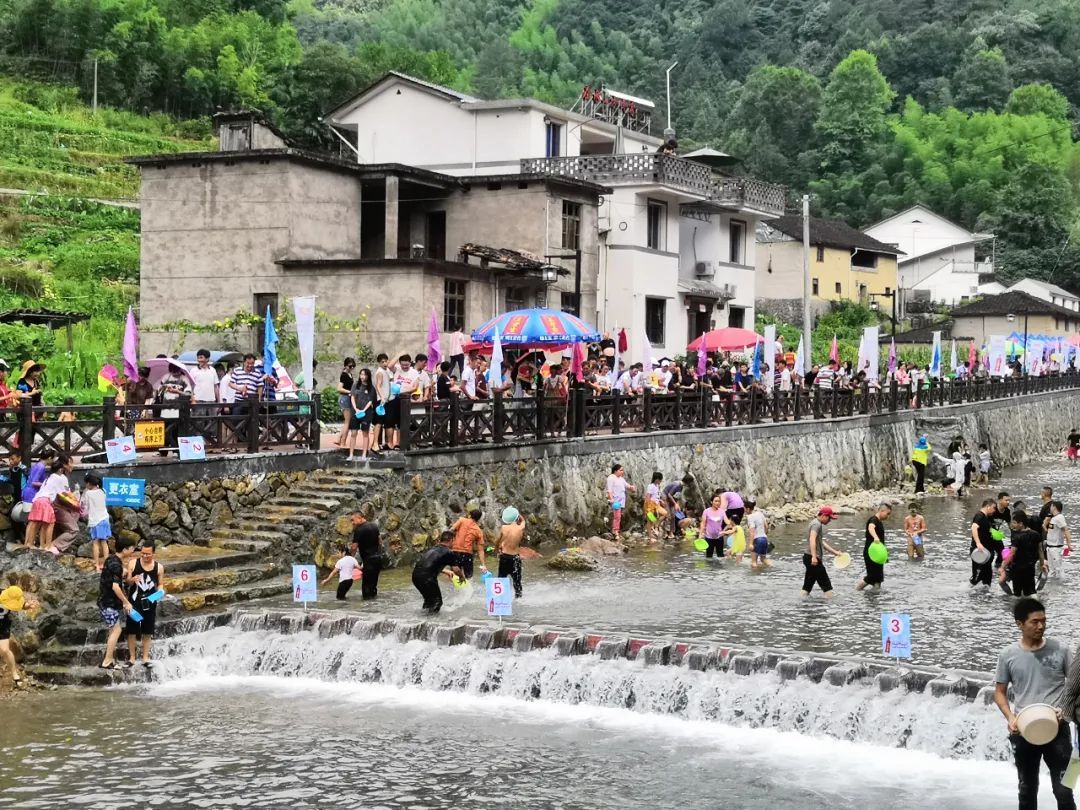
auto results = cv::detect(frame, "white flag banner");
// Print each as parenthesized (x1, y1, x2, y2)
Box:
(488, 328, 504, 389)
(640, 328, 654, 378)
(763, 324, 776, 389)
(292, 296, 316, 393)
(988, 335, 1007, 377)
(793, 337, 805, 378)
(863, 325, 879, 381)
(929, 331, 942, 378)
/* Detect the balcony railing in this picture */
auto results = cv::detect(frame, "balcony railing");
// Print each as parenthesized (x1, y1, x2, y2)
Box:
(521, 154, 786, 216)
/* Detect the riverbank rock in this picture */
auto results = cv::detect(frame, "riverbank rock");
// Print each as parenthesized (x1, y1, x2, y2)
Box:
(546, 550, 599, 571)
(574, 536, 626, 556)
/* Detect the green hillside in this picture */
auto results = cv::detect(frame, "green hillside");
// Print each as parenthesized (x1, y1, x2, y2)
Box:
(0, 79, 210, 401)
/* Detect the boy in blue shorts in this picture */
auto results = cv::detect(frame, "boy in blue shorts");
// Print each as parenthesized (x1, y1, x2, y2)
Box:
(746, 500, 771, 568)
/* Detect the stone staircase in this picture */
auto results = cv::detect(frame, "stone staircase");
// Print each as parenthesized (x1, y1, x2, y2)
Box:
(24, 465, 385, 683)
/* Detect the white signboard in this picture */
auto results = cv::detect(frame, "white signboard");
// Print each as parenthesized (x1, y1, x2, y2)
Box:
(178, 436, 206, 461)
(292, 564, 317, 604)
(105, 436, 137, 465)
(485, 576, 513, 617)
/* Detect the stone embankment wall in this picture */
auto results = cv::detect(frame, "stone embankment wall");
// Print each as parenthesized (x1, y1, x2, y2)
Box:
(365, 389, 1080, 552)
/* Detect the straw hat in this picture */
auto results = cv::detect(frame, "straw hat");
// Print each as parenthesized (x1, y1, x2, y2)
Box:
(19, 360, 44, 377)
(0, 585, 25, 612)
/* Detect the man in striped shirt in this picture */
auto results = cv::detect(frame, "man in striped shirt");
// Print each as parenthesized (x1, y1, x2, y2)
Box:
(229, 354, 263, 442)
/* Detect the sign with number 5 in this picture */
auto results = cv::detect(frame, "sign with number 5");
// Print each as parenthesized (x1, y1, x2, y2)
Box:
(485, 576, 513, 616)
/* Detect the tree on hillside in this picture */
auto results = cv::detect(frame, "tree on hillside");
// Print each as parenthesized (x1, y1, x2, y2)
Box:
(1005, 82, 1070, 120)
(815, 50, 894, 170)
(951, 40, 1012, 112)
(723, 65, 821, 188)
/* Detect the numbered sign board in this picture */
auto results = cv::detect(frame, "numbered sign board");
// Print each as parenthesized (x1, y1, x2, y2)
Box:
(103, 477, 146, 508)
(178, 436, 206, 461)
(105, 436, 138, 465)
(134, 420, 166, 449)
(485, 576, 513, 617)
(292, 564, 317, 603)
(881, 613, 912, 659)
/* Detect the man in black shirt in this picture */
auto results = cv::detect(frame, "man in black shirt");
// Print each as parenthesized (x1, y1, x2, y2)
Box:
(1037, 486, 1054, 537)
(351, 512, 383, 600)
(994, 492, 1011, 529)
(412, 531, 463, 614)
(971, 499, 997, 587)
(1001, 513, 1047, 597)
(99, 537, 137, 669)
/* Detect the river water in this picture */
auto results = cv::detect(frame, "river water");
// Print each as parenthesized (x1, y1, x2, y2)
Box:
(1, 459, 1078, 809)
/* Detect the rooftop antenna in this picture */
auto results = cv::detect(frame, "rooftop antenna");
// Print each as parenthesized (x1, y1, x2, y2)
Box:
(665, 61, 678, 130)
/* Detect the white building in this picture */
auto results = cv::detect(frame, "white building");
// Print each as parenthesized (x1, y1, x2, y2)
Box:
(323, 72, 786, 360)
(863, 204, 994, 309)
(1007, 278, 1080, 312)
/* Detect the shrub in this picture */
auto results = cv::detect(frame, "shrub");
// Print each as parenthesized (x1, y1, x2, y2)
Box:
(0, 323, 57, 363)
(0, 264, 45, 296)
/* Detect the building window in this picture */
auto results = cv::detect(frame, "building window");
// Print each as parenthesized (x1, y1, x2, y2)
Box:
(852, 251, 878, 269)
(885, 286, 891, 295)
(816, 245, 825, 263)
(444, 279, 466, 331)
(729, 219, 746, 264)
(647, 199, 666, 250)
(561, 200, 581, 250)
(506, 287, 527, 312)
(253, 292, 278, 354)
(812, 278, 819, 296)
(545, 121, 562, 157)
(835, 282, 842, 295)
(645, 297, 666, 345)
(560, 291, 579, 316)
(728, 306, 746, 328)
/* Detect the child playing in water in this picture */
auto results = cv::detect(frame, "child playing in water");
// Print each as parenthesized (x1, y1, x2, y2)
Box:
(606, 464, 635, 542)
(745, 500, 771, 568)
(903, 503, 926, 560)
(643, 472, 668, 543)
(977, 444, 991, 485)
(81, 473, 110, 572)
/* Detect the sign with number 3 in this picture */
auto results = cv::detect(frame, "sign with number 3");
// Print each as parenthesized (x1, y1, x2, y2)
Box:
(881, 613, 912, 659)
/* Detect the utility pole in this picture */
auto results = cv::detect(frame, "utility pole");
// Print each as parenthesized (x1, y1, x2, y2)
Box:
(802, 194, 812, 366)
(92, 56, 98, 115)
(665, 61, 678, 130)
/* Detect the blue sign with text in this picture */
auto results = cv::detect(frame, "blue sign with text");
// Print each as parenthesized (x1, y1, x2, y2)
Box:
(103, 477, 146, 508)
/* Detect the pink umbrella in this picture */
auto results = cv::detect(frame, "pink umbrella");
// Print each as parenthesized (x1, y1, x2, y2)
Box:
(687, 327, 763, 352)
(144, 357, 194, 388)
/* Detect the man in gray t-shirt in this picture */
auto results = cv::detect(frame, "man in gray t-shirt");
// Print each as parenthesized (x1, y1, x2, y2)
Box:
(993, 597, 1075, 809)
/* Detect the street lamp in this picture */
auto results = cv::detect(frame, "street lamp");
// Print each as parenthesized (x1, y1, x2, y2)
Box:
(869, 291, 897, 334)
(1006, 312, 1029, 373)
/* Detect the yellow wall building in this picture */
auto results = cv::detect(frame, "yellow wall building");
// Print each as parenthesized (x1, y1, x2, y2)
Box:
(756, 215, 903, 308)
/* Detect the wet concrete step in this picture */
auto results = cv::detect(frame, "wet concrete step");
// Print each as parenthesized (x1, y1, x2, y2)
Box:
(25, 663, 154, 687)
(258, 503, 336, 518)
(207, 536, 277, 553)
(219, 512, 321, 528)
(166, 563, 281, 595)
(156, 546, 260, 574)
(270, 497, 342, 511)
(174, 578, 292, 611)
(289, 483, 358, 497)
(53, 611, 231, 647)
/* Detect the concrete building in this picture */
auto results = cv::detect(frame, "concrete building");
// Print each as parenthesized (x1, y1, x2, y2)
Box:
(949, 291, 1080, 344)
(1007, 278, 1080, 312)
(756, 215, 902, 313)
(323, 72, 786, 359)
(863, 204, 994, 309)
(130, 112, 606, 358)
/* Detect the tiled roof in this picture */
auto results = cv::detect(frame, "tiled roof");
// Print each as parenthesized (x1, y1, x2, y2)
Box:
(765, 215, 904, 255)
(950, 290, 1080, 319)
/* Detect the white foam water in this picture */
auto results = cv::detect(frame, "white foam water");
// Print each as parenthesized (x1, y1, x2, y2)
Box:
(150, 626, 1009, 763)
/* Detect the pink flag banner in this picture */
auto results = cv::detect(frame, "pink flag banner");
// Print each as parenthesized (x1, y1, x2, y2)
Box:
(123, 307, 139, 380)
(426, 307, 442, 367)
(829, 335, 839, 366)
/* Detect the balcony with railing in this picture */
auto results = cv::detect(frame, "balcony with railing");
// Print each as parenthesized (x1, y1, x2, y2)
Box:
(520, 154, 786, 216)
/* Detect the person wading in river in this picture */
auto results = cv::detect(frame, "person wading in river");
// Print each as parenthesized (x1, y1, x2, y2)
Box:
(411, 531, 463, 614)
(994, 597, 1076, 810)
(801, 506, 842, 598)
(971, 499, 999, 587)
(124, 542, 164, 667)
(856, 503, 891, 591)
(495, 506, 526, 598)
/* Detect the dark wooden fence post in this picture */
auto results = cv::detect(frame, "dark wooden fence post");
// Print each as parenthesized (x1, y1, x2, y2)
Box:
(572, 386, 586, 438)
(19, 398, 33, 466)
(535, 389, 546, 441)
(612, 392, 621, 435)
(309, 394, 321, 450)
(246, 393, 260, 454)
(449, 394, 460, 447)
(398, 395, 411, 453)
(493, 392, 506, 444)
(673, 388, 682, 431)
(178, 394, 192, 440)
(642, 388, 653, 432)
(102, 395, 116, 451)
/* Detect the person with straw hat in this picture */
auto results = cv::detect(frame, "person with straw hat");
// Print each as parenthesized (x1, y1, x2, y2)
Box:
(15, 360, 44, 407)
(1, 585, 39, 688)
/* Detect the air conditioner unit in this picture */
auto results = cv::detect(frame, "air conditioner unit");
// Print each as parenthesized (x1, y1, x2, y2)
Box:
(695, 261, 714, 278)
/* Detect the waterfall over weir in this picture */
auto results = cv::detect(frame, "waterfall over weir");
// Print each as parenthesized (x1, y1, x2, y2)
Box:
(148, 609, 1008, 762)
